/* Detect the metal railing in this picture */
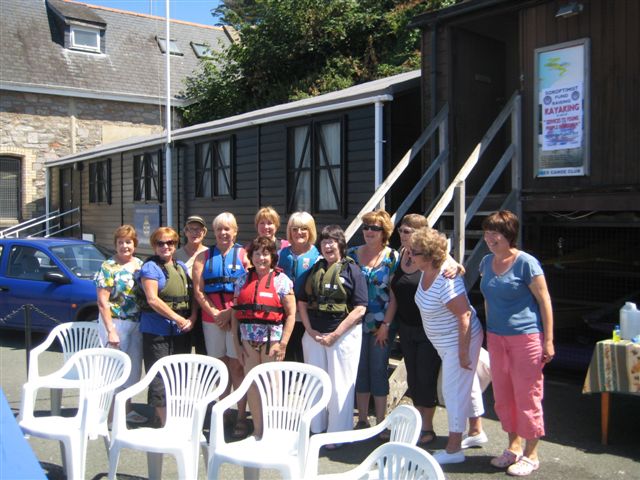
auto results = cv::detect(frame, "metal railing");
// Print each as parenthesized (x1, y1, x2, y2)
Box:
(0, 208, 80, 238)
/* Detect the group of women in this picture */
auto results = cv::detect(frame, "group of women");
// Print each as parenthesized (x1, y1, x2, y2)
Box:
(95, 207, 553, 477)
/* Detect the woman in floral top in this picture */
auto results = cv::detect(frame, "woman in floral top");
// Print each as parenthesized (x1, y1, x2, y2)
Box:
(348, 210, 399, 436)
(95, 225, 146, 423)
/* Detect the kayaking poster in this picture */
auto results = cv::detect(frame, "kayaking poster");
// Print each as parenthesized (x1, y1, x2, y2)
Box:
(534, 39, 590, 177)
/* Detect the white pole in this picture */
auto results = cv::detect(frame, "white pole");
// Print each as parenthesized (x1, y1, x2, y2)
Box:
(374, 100, 384, 210)
(164, 0, 173, 227)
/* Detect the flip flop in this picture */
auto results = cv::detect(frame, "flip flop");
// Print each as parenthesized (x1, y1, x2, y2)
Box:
(378, 429, 391, 441)
(417, 429, 437, 446)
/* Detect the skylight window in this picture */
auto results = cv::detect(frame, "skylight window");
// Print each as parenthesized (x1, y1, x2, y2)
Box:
(157, 37, 183, 55)
(70, 25, 100, 52)
(191, 42, 212, 58)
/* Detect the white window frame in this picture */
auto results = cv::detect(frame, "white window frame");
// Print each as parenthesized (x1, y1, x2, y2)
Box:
(70, 24, 101, 53)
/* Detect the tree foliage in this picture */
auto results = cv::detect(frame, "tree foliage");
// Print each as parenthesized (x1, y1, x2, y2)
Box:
(181, 0, 456, 125)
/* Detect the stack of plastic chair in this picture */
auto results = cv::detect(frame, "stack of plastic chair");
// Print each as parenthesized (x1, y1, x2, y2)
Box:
(19, 348, 131, 480)
(304, 404, 422, 479)
(208, 361, 331, 480)
(316, 442, 445, 480)
(28, 321, 102, 416)
(108, 354, 228, 480)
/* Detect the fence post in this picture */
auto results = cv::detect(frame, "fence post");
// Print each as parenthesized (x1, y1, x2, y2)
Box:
(24, 304, 32, 375)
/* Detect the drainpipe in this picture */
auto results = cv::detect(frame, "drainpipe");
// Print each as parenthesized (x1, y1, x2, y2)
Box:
(45, 167, 50, 236)
(164, 0, 173, 227)
(374, 100, 384, 210)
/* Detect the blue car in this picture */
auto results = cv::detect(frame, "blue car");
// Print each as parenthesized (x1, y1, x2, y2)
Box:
(0, 238, 108, 332)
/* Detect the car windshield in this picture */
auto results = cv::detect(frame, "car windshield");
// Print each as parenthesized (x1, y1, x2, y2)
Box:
(50, 243, 107, 279)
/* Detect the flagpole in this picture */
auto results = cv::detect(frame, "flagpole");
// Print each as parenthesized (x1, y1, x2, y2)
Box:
(164, 0, 173, 227)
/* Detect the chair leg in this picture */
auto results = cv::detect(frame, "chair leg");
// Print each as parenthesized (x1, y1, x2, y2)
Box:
(243, 466, 260, 480)
(175, 452, 196, 480)
(147, 452, 164, 480)
(50, 388, 62, 416)
(107, 443, 121, 480)
(62, 436, 85, 480)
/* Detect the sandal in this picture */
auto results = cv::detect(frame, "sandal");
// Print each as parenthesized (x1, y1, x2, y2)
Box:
(491, 449, 521, 468)
(324, 443, 343, 451)
(378, 429, 391, 441)
(507, 456, 539, 476)
(231, 418, 252, 439)
(417, 429, 437, 446)
(354, 420, 371, 430)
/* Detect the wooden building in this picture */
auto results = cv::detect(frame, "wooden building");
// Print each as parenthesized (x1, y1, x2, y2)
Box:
(412, 0, 639, 341)
(44, 71, 421, 254)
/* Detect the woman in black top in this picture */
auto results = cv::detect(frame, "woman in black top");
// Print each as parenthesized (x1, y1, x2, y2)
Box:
(388, 214, 441, 446)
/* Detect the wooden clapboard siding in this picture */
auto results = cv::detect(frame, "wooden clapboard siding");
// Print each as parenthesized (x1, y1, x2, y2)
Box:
(418, 0, 639, 212)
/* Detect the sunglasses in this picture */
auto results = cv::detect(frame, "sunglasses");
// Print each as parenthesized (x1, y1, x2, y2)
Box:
(156, 240, 176, 247)
(186, 227, 205, 234)
(362, 224, 384, 232)
(398, 228, 414, 235)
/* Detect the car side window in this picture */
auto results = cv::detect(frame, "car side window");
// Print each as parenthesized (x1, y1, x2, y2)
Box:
(7, 246, 48, 281)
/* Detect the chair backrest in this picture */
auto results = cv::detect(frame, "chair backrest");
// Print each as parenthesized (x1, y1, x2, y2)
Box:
(249, 362, 331, 438)
(146, 354, 229, 434)
(28, 321, 103, 381)
(353, 442, 445, 480)
(386, 405, 422, 444)
(67, 348, 131, 437)
(54, 322, 103, 362)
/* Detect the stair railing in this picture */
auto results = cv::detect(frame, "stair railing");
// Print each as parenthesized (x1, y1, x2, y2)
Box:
(0, 208, 80, 238)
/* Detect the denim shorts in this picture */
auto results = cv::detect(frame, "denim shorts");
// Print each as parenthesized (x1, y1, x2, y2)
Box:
(355, 330, 390, 396)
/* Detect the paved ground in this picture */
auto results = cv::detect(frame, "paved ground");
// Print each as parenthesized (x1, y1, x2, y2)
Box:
(1, 330, 639, 480)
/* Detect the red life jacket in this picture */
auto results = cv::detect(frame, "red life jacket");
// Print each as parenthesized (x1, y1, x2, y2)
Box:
(233, 268, 285, 324)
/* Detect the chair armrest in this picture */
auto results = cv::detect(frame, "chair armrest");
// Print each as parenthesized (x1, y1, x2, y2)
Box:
(27, 331, 58, 380)
(304, 423, 387, 479)
(111, 375, 154, 439)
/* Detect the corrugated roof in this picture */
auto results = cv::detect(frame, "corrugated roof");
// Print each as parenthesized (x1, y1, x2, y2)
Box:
(46, 69, 421, 167)
(0, 0, 231, 103)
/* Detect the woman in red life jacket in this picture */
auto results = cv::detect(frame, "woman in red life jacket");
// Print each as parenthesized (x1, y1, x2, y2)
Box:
(231, 236, 296, 438)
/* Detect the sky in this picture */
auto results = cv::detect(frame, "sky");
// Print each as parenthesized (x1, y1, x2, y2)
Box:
(81, 0, 224, 26)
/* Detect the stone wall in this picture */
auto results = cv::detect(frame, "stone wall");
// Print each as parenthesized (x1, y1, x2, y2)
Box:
(0, 90, 170, 223)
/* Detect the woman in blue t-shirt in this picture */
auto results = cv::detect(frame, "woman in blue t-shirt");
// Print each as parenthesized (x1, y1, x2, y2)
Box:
(138, 227, 196, 426)
(480, 210, 554, 477)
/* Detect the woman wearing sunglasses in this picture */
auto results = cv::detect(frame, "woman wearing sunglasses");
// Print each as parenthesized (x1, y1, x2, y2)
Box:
(347, 210, 399, 436)
(137, 227, 196, 426)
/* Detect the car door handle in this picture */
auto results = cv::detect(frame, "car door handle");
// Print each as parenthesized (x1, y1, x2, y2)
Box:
(0, 287, 8, 292)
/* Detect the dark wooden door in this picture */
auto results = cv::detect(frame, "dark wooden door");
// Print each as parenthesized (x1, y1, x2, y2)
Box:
(451, 28, 507, 193)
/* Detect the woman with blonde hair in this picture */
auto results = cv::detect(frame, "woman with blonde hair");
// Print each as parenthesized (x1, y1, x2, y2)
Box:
(253, 206, 290, 251)
(410, 227, 485, 465)
(193, 212, 251, 438)
(347, 210, 399, 435)
(278, 211, 320, 362)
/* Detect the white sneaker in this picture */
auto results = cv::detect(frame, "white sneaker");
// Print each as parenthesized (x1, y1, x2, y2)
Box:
(432, 449, 465, 465)
(461, 431, 489, 449)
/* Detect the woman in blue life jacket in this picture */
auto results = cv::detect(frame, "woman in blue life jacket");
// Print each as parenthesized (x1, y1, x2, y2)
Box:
(193, 212, 250, 438)
(138, 227, 196, 427)
(277, 211, 320, 362)
(348, 210, 399, 437)
(298, 225, 368, 443)
(231, 236, 296, 438)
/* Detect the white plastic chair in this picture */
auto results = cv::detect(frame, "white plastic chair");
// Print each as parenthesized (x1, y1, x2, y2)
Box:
(208, 361, 332, 480)
(19, 348, 131, 480)
(28, 321, 102, 416)
(108, 354, 229, 480)
(304, 404, 422, 479)
(317, 442, 445, 480)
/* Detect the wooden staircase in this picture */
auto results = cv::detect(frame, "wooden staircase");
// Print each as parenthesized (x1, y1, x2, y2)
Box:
(343, 91, 523, 408)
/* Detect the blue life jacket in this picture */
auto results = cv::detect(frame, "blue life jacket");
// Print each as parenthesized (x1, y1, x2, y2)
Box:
(278, 245, 320, 292)
(203, 244, 246, 294)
